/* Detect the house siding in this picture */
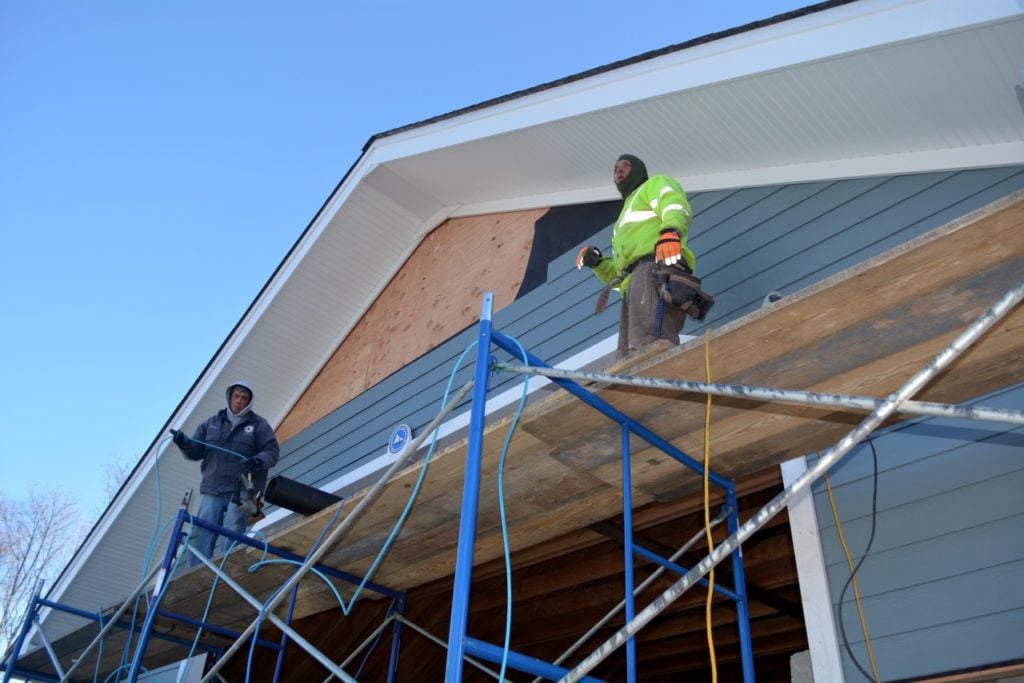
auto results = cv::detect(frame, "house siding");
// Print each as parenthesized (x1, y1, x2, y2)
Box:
(809, 383, 1024, 680)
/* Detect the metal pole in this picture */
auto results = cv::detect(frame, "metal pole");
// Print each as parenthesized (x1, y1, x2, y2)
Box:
(336, 612, 396, 672)
(620, 424, 637, 683)
(464, 638, 606, 683)
(726, 487, 756, 682)
(446, 292, 495, 682)
(187, 546, 358, 683)
(31, 617, 66, 680)
(386, 597, 406, 683)
(491, 333, 732, 489)
(558, 280, 1024, 683)
(393, 614, 506, 681)
(271, 584, 300, 683)
(153, 609, 278, 649)
(496, 364, 1024, 426)
(186, 514, 400, 599)
(200, 378, 475, 682)
(3, 580, 44, 683)
(57, 565, 163, 682)
(126, 507, 188, 682)
(628, 545, 740, 600)
(531, 509, 729, 683)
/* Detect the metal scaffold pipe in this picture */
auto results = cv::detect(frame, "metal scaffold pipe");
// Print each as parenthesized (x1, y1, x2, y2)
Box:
(392, 615, 510, 682)
(496, 363, 1024, 426)
(188, 546, 357, 683)
(532, 507, 731, 683)
(200, 379, 475, 683)
(558, 280, 1024, 683)
(332, 613, 396, 679)
(57, 564, 163, 682)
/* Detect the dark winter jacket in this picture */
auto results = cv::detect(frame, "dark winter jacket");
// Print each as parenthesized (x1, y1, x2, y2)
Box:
(179, 405, 280, 496)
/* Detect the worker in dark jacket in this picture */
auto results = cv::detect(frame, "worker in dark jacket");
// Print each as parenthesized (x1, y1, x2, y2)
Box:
(173, 381, 279, 566)
(577, 154, 712, 357)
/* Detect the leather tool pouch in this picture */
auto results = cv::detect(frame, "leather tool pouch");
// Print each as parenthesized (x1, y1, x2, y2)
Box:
(654, 265, 716, 321)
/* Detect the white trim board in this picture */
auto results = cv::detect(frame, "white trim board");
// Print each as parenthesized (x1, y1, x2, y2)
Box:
(782, 456, 844, 682)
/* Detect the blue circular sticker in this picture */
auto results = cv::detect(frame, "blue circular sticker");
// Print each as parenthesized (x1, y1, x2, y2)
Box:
(388, 424, 411, 455)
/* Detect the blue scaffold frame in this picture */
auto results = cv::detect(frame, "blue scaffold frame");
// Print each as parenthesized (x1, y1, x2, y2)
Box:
(444, 292, 755, 683)
(2, 505, 407, 683)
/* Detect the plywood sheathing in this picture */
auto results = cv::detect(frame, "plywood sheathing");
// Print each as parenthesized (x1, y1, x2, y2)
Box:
(277, 208, 543, 440)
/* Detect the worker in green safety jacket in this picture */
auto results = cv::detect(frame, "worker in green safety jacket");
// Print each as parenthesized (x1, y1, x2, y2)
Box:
(576, 154, 713, 358)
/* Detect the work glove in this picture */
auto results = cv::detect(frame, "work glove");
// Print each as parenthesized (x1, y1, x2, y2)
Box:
(244, 457, 261, 473)
(575, 245, 604, 270)
(170, 429, 191, 449)
(655, 229, 683, 266)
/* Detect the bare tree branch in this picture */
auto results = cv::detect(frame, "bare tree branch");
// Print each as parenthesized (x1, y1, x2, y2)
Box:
(0, 486, 84, 654)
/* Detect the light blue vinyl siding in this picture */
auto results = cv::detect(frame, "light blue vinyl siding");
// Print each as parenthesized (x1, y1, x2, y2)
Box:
(809, 384, 1024, 680)
(691, 167, 1024, 333)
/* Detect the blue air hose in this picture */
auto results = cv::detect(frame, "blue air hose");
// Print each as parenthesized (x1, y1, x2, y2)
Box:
(494, 333, 532, 682)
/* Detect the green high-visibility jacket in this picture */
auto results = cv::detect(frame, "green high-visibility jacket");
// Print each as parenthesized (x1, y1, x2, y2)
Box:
(591, 174, 695, 292)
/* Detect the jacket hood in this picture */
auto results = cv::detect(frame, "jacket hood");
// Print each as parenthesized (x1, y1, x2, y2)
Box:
(615, 154, 649, 198)
(225, 381, 254, 418)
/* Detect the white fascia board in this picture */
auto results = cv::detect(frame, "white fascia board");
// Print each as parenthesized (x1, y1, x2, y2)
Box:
(366, 0, 1023, 165)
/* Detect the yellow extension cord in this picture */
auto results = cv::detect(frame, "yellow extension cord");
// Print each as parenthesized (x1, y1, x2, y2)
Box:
(824, 470, 882, 682)
(703, 329, 718, 681)
(699, 338, 880, 682)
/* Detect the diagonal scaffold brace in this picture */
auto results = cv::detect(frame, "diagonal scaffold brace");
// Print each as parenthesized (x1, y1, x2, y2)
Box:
(558, 279, 1024, 683)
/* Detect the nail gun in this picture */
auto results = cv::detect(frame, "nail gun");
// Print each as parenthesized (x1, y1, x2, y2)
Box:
(233, 472, 265, 522)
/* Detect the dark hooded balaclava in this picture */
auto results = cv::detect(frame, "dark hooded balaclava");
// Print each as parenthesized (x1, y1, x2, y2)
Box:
(225, 381, 254, 424)
(615, 154, 648, 198)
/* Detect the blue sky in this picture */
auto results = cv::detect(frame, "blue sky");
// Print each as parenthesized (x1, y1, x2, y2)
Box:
(0, 0, 810, 521)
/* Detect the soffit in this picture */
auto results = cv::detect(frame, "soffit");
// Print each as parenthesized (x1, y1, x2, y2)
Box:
(379, 14, 1024, 211)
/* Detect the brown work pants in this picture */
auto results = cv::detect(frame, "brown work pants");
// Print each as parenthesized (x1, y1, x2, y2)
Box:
(617, 260, 685, 359)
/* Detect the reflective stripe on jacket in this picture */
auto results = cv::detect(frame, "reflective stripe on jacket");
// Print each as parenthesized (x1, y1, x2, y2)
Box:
(592, 174, 695, 292)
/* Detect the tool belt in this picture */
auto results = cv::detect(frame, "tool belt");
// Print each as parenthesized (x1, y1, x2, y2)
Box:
(594, 257, 715, 318)
(653, 263, 715, 321)
(622, 254, 655, 277)
(595, 255, 657, 313)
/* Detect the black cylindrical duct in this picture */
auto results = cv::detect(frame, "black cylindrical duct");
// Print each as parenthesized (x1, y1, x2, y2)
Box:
(264, 476, 342, 516)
